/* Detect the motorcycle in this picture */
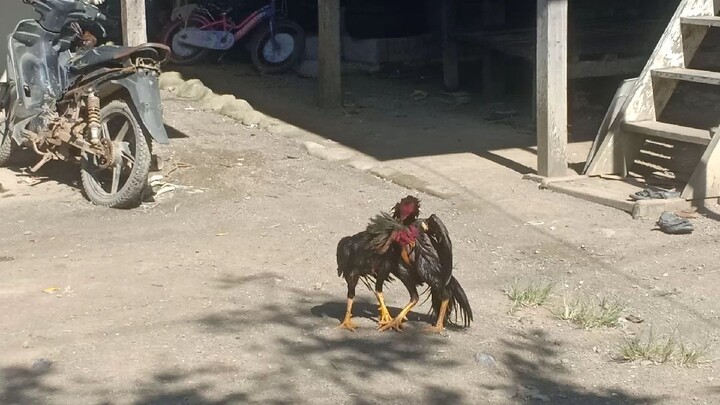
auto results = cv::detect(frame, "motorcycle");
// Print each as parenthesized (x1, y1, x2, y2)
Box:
(0, 0, 170, 208)
(159, 0, 305, 74)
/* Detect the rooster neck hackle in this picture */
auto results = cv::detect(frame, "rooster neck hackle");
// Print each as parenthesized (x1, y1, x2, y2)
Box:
(366, 212, 418, 251)
(392, 225, 419, 246)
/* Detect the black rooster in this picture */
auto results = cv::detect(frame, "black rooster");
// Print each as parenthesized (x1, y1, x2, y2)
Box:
(335, 198, 420, 331)
(376, 196, 473, 333)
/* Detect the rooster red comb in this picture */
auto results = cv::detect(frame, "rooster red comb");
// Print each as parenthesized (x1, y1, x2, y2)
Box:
(392, 195, 421, 221)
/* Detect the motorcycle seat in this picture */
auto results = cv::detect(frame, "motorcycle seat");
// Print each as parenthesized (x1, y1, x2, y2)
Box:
(69, 43, 170, 72)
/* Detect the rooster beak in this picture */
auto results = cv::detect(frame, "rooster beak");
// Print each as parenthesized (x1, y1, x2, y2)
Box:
(421, 221, 428, 231)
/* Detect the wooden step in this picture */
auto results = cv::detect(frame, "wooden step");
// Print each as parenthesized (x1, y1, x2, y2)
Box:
(623, 121, 713, 145)
(652, 67, 720, 85)
(680, 16, 720, 28)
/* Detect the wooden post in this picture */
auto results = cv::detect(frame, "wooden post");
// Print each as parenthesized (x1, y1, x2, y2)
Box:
(121, 0, 147, 47)
(440, 0, 459, 91)
(536, 0, 568, 177)
(317, 0, 342, 107)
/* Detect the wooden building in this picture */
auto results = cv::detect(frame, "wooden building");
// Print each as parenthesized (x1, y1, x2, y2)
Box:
(11, 0, 719, 195)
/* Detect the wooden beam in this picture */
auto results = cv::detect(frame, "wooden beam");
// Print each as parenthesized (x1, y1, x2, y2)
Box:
(440, 0, 459, 91)
(317, 0, 342, 107)
(121, 0, 147, 47)
(536, 0, 568, 177)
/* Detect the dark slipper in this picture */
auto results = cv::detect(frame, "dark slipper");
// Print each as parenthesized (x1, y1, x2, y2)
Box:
(630, 189, 681, 201)
(657, 212, 694, 235)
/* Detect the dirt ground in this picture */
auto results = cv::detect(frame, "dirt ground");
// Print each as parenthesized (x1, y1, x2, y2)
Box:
(1, 65, 720, 405)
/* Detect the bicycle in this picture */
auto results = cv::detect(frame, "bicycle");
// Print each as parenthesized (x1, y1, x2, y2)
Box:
(159, 0, 305, 73)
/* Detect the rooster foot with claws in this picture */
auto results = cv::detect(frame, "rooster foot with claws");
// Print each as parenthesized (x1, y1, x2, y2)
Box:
(378, 316, 407, 332)
(338, 319, 359, 332)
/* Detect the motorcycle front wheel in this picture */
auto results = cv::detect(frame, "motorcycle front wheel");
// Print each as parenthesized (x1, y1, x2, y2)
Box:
(80, 99, 151, 209)
(0, 111, 16, 167)
(249, 20, 306, 74)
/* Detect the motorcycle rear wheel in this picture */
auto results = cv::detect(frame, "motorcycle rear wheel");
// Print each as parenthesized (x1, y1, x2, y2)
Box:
(80, 99, 151, 209)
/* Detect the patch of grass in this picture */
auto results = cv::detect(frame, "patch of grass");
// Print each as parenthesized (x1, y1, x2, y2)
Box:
(557, 295, 625, 329)
(505, 280, 554, 314)
(618, 330, 708, 367)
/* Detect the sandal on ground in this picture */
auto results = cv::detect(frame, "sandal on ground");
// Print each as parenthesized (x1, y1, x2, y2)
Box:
(657, 212, 694, 235)
(630, 189, 681, 201)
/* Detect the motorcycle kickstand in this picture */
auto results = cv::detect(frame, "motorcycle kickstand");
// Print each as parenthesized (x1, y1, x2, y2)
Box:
(30, 153, 54, 173)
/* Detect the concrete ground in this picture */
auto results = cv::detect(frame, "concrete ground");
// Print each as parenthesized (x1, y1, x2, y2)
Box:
(1, 65, 720, 404)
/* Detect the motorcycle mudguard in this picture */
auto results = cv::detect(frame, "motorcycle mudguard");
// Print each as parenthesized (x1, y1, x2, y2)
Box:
(108, 72, 169, 144)
(171, 4, 199, 21)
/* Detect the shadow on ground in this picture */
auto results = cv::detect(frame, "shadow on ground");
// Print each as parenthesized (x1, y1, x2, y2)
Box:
(0, 278, 662, 404)
(173, 63, 612, 175)
(483, 329, 659, 404)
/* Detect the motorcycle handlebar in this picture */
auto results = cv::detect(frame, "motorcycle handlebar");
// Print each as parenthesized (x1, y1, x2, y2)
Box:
(24, 0, 106, 33)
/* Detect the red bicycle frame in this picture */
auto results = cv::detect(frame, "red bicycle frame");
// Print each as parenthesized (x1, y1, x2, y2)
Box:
(196, 3, 277, 42)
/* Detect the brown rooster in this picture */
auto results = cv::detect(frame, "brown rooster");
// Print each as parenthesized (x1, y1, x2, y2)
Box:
(374, 196, 473, 333)
(335, 198, 421, 331)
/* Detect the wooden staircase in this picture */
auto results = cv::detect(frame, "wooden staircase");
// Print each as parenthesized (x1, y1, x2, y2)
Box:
(585, 0, 720, 200)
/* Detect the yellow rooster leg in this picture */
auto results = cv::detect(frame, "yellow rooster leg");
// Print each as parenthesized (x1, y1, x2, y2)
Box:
(425, 298, 450, 334)
(378, 299, 417, 332)
(338, 298, 358, 332)
(375, 292, 393, 324)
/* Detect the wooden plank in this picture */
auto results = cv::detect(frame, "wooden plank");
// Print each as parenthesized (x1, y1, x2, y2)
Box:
(683, 127, 720, 199)
(121, 0, 147, 47)
(623, 120, 712, 145)
(317, 0, 342, 107)
(440, 0, 459, 91)
(652, 67, 720, 85)
(681, 16, 720, 27)
(584, 78, 637, 173)
(536, 0, 568, 177)
(570, 56, 647, 79)
(586, 0, 717, 176)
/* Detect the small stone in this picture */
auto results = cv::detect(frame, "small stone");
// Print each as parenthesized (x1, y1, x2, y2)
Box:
(31, 359, 52, 372)
(22, 341, 31, 349)
(662, 273, 669, 277)
(641, 360, 653, 366)
(626, 314, 644, 324)
(473, 352, 497, 369)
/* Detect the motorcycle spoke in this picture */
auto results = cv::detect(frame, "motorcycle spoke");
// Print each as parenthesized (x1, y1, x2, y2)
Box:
(110, 165, 122, 194)
(101, 122, 110, 139)
(116, 122, 130, 143)
(120, 141, 135, 166)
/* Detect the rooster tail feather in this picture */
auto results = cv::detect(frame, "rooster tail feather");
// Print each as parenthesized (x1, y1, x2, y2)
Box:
(336, 236, 352, 278)
(431, 276, 473, 328)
